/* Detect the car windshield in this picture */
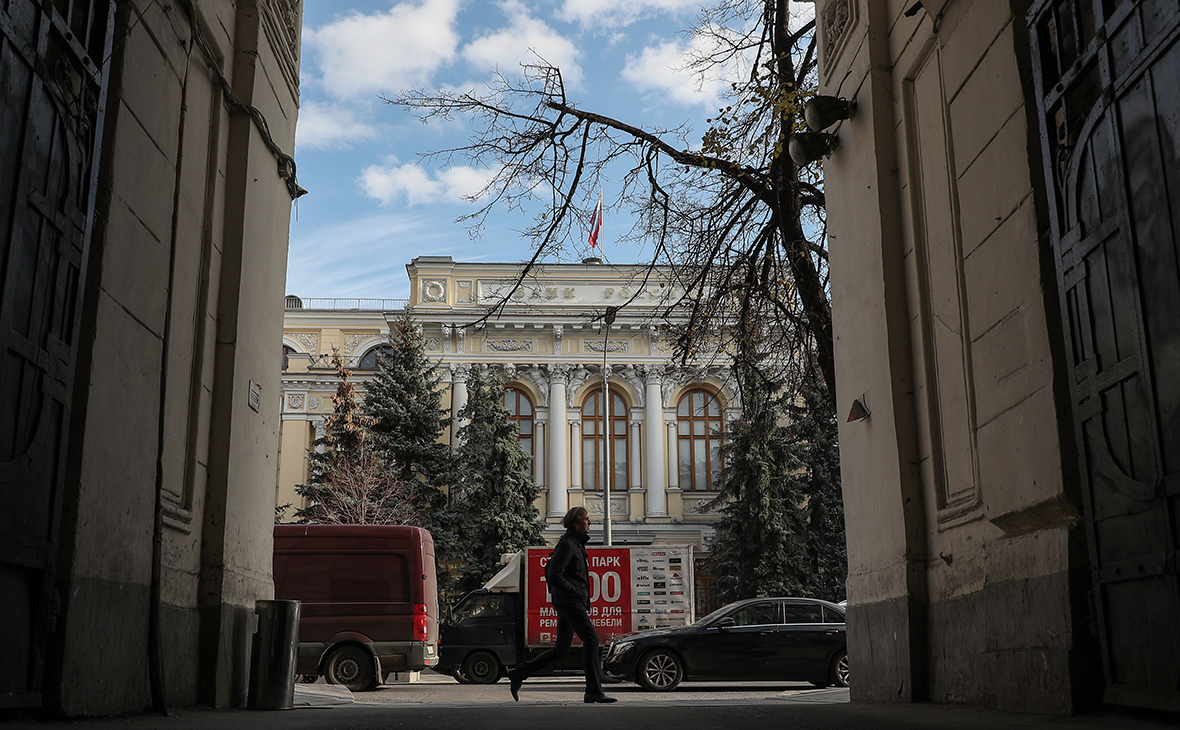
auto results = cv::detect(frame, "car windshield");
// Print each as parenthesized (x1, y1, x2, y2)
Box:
(450, 593, 506, 624)
(693, 603, 739, 627)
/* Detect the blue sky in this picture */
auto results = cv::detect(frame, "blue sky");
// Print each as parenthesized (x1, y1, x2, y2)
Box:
(286, 0, 810, 300)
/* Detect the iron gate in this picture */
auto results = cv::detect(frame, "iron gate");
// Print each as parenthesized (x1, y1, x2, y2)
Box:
(1028, 0, 1180, 712)
(0, 0, 115, 708)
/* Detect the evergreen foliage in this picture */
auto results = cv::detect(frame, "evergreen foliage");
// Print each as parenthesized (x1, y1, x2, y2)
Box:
(364, 315, 454, 517)
(361, 315, 459, 590)
(707, 361, 846, 604)
(450, 366, 544, 597)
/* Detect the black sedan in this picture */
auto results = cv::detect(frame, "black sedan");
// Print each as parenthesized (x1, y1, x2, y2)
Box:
(601, 597, 848, 691)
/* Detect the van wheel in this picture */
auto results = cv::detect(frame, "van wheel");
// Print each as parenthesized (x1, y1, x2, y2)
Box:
(462, 650, 502, 684)
(451, 668, 472, 684)
(324, 645, 375, 692)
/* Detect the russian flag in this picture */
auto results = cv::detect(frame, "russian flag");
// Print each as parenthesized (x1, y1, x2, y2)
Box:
(588, 193, 603, 249)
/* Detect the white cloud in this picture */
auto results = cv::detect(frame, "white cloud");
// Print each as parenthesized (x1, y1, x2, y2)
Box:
(304, 0, 463, 100)
(463, 0, 583, 87)
(359, 157, 499, 206)
(621, 37, 732, 108)
(295, 101, 379, 150)
(286, 213, 444, 299)
(556, 0, 699, 29)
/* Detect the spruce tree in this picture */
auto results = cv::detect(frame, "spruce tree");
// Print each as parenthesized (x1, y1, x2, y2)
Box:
(363, 315, 458, 591)
(451, 366, 544, 597)
(706, 330, 848, 606)
(790, 374, 846, 603)
(364, 315, 454, 517)
(707, 360, 811, 602)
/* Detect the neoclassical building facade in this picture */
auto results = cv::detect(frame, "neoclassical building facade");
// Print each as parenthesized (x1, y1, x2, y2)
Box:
(278, 257, 738, 548)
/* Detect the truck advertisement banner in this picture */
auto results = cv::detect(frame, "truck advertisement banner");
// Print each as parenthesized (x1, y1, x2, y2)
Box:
(524, 546, 693, 647)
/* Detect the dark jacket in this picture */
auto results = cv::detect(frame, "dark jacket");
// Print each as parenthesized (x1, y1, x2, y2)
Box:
(545, 528, 590, 608)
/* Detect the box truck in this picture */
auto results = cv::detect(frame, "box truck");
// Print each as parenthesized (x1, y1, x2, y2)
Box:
(436, 545, 694, 683)
(272, 524, 440, 690)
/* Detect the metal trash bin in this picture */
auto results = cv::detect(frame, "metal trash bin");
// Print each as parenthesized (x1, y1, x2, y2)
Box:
(248, 599, 301, 710)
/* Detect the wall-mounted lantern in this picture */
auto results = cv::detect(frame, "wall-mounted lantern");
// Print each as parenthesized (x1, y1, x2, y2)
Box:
(789, 132, 840, 166)
(803, 95, 857, 132)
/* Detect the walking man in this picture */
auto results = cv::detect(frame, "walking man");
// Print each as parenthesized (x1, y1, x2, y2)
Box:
(508, 506, 617, 703)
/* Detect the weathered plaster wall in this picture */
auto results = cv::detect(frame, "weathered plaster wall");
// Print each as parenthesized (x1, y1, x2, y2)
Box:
(819, 0, 1097, 713)
(48, 0, 300, 716)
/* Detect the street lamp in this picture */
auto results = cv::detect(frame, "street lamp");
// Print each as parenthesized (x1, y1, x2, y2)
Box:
(601, 306, 618, 546)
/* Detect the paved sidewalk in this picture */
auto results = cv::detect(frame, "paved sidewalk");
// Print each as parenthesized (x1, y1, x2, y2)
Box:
(4, 689, 1175, 730)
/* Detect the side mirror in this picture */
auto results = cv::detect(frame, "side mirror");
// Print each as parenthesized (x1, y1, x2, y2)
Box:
(714, 616, 736, 631)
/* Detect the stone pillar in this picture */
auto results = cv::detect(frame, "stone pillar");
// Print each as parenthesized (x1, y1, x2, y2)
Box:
(569, 416, 583, 491)
(665, 417, 679, 492)
(645, 372, 668, 517)
(450, 363, 470, 449)
(533, 409, 547, 490)
(628, 415, 643, 519)
(628, 416, 642, 491)
(547, 365, 569, 517)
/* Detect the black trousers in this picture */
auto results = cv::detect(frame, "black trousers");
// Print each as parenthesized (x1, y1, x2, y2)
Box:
(513, 601, 603, 695)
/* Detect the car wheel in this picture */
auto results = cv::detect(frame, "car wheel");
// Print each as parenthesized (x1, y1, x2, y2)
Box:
(831, 649, 850, 688)
(451, 668, 472, 684)
(637, 649, 683, 691)
(462, 650, 502, 684)
(324, 645, 375, 692)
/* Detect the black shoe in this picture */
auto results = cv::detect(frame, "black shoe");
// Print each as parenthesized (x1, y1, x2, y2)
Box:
(584, 693, 617, 704)
(508, 669, 522, 702)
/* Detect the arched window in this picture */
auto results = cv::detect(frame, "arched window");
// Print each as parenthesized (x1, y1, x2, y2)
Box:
(677, 389, 724, 491)
(582, 388, 628, 492)
(503, 387, 534, 467)
(358, 345, 392, 370)
(282, 345, 295, 370)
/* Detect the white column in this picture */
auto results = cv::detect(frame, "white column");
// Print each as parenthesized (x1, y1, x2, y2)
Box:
(666, 416, 679, 493)
(645, 375, 668, 517)
(450, 364, 470, 450)
(627, 416, 642, 521)
(628, 416, 642, 491)
(569, 416, 582, 491)
(534, 409, 547, 491)
(547, 366, 569, 517)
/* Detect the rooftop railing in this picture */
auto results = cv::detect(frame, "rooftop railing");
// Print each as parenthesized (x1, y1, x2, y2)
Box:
(285, 296, 408, 311)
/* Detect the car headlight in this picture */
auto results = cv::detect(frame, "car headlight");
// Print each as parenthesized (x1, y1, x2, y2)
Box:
(605, 640, 637, 662)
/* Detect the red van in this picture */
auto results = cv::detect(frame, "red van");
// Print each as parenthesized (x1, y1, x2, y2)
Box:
(273, 524, 440, 690)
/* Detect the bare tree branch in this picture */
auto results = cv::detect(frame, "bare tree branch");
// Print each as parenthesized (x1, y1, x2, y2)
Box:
(386, 1, 834, 400)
